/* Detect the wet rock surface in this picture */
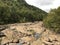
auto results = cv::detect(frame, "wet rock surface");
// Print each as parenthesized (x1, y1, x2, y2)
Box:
(0, 21, 60, 45)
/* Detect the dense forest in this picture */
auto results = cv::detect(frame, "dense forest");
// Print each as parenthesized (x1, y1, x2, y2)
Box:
(0, 0, 47, 24)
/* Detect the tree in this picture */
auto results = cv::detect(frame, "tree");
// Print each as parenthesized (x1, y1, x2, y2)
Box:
(43, 7, 60, 33)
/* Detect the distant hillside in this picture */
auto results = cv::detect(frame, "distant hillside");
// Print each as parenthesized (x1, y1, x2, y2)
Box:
(0, 0, 47, 24)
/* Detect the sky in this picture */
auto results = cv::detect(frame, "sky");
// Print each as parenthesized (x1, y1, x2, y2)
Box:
(25, 0, 60, 12)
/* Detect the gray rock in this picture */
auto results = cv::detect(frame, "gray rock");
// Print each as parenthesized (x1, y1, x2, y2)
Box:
(33, 33, 40, 40)
(9, 43, 17, 45)
(17, 43, 23, 45)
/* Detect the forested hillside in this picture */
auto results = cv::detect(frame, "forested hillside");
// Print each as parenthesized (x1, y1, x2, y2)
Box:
(0, 0, 47, 24)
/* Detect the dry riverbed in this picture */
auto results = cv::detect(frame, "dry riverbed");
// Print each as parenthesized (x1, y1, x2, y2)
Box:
(0, 21, 60, 45)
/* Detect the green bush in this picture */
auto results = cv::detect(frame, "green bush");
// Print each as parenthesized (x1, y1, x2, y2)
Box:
(43, 7, 60, 33)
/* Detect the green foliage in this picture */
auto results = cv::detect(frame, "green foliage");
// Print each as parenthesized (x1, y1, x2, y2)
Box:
(0, 0, 47, 24)
(43, 7, 60, 33)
